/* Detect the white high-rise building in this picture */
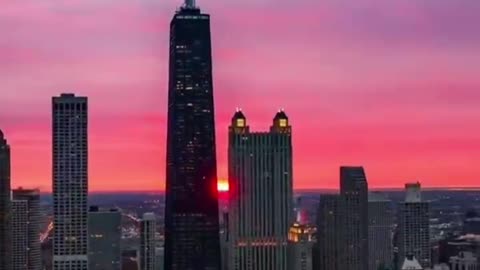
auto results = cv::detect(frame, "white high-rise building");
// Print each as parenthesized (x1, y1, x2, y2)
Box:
(140, 213, 156, 270)
(52, 93, 88, 270)
(368, 192, 394, 270)
(398, 182, 431, 269)
(228, 110, 293, 270)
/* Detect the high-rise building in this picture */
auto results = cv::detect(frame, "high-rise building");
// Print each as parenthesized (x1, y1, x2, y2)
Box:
(287, 223, 315, 270)
(463, 210, 480, 235)
(88, 206, 121, 270)
(401, 255, 423, 270)
(11, 199, 29, 270)
(52, 93, 88, 270)
(140, 213, 156, 270)
(313, 194, 343, 270)
(164, 0, 221, 269)
(228, 110, 293, 270)
(0, 130, 11, 270)
(340, 166, 369, 270)
(449, 251, 478, 270)
(12, 188, 42, 270)
(368, 192, 394, 270)
(398, 182, 431, 269)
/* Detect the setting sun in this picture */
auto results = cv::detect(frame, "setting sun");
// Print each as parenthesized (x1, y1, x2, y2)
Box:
(217, 179, 229, 192)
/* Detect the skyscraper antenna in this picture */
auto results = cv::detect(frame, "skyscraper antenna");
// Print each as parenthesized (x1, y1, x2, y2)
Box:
(185, 0, 195, 8)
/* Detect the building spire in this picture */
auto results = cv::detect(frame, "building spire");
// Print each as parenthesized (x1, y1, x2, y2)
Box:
(185, 0, 196, 8)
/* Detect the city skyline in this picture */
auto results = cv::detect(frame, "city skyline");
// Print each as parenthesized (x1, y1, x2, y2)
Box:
(2, 0, 480, 191)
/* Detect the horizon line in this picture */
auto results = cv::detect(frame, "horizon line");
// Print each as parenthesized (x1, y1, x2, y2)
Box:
(35, 186, 480, 194)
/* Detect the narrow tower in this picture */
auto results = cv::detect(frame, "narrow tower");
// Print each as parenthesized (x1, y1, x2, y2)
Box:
(368, 192, 394, 270)
(52, 93, 88, 270)
(340, 166, 369, 270)
(141, 213, 156, 270)
(398, 182, 430, 269)
(12, 188, 42, 270)
(164, 0, 221, 269)
(0, 129, 11, 270)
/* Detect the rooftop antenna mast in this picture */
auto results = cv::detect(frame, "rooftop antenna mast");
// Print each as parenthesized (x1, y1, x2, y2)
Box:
(185, 0, 196, 8)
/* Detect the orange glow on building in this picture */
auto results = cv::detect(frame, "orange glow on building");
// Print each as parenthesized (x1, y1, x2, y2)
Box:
(217, 179, 229, 192)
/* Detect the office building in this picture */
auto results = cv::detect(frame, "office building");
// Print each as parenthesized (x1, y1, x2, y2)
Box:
(12, 199, 28, 269)
(0, 129, 11, 270)
(398, 182, 431, 269)
(401, 255, 423, 270)
(164, 0, 221, 269)
(449, 252, 478, 270)
(140, 213, 156, 270)
(369, 192, 394, 270)
(52, 93, 88, 270)
(88, 206, 121, 270)
(228, 110, 293, 270)
(287, 223, 315, 270)
(313, 194, 343, 270)
(340, 166, 369, 270)
(12, 188, 42, 270)
(463, 210, 480, 235)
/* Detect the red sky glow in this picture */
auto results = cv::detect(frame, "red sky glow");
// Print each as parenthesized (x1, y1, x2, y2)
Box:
(1, 0, 480, 192)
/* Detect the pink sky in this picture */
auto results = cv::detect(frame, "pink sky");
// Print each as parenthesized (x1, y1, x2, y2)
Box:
(1, 0, 480, 191)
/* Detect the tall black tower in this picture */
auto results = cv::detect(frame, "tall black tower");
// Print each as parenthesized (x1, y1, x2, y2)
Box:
(340, 166, 369, 270)
(164, 0, 221, 269)
(0, 130, 11, 270)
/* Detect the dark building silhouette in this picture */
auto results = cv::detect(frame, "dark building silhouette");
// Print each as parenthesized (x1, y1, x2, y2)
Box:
(164, 0, 221, 269)
(0, 130, 11, 270)
(464, 210, 480, 235)
(313, 194, 343, 270)
(340, 166, 369, 270)
(368, 192, 394, 270)
(88, 206, 122, 270)
(12, 188, 42, 270)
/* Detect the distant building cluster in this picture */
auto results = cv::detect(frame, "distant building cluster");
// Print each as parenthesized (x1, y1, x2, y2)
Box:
(1, 1, 480, 270)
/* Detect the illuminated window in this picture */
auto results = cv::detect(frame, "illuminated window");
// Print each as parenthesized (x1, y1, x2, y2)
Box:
(279, 119, 287, 127)
(236, 119, 245, 127)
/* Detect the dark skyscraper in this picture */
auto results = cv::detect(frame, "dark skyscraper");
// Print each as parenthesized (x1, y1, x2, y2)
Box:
(313, 195, 343, 270)
(340, 166, 369, 270)
(88, 207, 122, 270)
(0, 130, 11, 270)
(368, 192, 393, 270)
(164, 0, 221, 269)
(52, 93, 88, 270)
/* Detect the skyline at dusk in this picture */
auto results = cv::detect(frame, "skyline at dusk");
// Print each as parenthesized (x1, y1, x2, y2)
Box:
(2, 0, 480, 191)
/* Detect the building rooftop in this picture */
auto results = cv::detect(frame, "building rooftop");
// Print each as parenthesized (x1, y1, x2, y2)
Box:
(142, 212, 156, 221)
(369, 191, 390, 202)
(401, 256, 423, 270)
